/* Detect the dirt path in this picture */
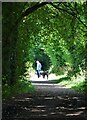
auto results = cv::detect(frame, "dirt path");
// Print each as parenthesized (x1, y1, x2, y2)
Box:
(2, 80, 86, 120)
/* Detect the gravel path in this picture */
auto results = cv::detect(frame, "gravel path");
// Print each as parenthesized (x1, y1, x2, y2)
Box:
(2, 80, 87, 120)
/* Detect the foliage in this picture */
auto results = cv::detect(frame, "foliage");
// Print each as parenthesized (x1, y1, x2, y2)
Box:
(2, 2, 87, 97)
(2, 79, 35, 99)
(72, 81, 87, 91)
(2, 3, 26, 85)
(50, 74, 86, 92)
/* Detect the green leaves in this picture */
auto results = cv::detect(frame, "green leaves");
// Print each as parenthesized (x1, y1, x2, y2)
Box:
(2, 2, 87, 88)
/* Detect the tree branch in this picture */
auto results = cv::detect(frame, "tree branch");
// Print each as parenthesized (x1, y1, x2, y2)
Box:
(9, 2, 49, 38)
(50, 2, 74, 16)
(17, 2, 48, 23)
(50, 2, 87, 28)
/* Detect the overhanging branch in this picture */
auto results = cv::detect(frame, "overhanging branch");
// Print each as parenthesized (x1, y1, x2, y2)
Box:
(50, 2, 74, 16)
(16, 2, 49, 25)
(50, 2, 87, 28)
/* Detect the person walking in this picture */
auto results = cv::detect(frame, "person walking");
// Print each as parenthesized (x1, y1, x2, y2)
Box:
(36, 60, 42, 78)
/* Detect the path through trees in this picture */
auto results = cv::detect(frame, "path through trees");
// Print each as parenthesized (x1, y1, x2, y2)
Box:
(2, 80, 86, 119)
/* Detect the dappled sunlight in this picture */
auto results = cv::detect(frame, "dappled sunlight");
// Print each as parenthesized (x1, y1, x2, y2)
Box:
(57, 96, 64, 100)
(50, 112, 56, 115)
(25, 97, 32, 100)
(77, 107, 86, 110)
(35, 105, 46, 108)
(3, 2, 87, 119)
(44, 97, 54, 100)
(66, 111, 84, 116)
(3, 91, 86, 119)
(31, 108, 46, 112)
(54, 74, 85, 89)
(3, 69, 86, 119)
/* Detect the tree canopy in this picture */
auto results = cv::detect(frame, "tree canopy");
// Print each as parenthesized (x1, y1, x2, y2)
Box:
(2, 2, 87, 89)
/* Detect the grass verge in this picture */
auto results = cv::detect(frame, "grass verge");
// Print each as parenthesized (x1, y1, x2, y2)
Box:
(50, 75, 86, 92)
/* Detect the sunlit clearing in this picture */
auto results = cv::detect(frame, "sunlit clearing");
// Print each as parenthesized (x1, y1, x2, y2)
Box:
(29, 70, 67, 81)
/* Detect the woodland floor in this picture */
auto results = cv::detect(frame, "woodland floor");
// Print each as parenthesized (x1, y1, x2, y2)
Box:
(2, 77, 87, 120)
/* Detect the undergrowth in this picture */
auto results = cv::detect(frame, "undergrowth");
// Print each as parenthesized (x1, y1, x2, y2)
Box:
(2, 79, 35, 100)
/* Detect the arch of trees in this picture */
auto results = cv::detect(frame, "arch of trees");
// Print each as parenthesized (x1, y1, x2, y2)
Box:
(2, 2, 87, 90)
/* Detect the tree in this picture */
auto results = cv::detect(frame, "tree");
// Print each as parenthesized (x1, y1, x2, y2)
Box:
(2, 2, 87, 87)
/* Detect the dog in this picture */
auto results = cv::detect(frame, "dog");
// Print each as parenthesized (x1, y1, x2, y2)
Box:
(40, 70, 48, 79)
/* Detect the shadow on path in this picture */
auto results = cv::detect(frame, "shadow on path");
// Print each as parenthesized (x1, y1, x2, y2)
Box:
(2, 80, 87, 120)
